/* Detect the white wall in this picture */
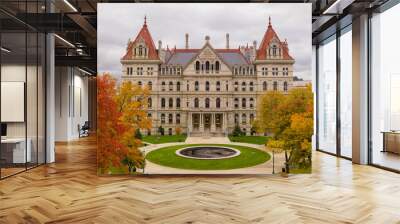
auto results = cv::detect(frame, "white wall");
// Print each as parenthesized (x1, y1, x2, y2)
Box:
(55, 67, 89, 141)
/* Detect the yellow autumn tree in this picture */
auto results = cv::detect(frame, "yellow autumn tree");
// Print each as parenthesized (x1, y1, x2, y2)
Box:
(257, 85, 313, 173)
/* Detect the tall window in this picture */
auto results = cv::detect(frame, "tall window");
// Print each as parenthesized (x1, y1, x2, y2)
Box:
(148, 81, 152, 90)
(195, 61, 200, 71)
(263, 81, 267, 91)
(370, 5, 400, 170)
(161, 98, 166, 108)
(148, 98, 152, 108)
(161, 114, 165, 124)
(234, 98, 239, 109)
(215, 61, 220, 72)
(340, 28, 352, 158)
(283, 81, 288, 92)
(234, 114, 239, 124)
(234, 82, 238, 91)
(194, 98, 199, 108)
(161, 81, 166, 91)
(169, 81, 173, 91)
(176, 98, 181, 108)
(205, 61, 210, 72)
(176, 82, 181, 91)
(242, 114, 247, 125)
(216, 81, 220, 91)
(168, 114, 173, 124)
(249, 82, 254, 91)
(168, 98, 173, 108)
(249, 98, 254, 108)
(205, 98, 210, 108)
(176, 114, 181, 124)
(273, 81, 278, 91)
(242, 98, 246, 108)
(205, 81, 210, 91)
(318, 35, 337, 154)
(195, 81, 199, 91)
(216, 98, 221, 108)
(241, 82, 246, 91)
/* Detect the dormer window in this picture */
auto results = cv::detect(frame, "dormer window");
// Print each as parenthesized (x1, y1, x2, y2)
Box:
(272, 45, 277, 56)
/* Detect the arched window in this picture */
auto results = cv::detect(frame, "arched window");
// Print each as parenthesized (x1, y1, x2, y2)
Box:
(241, 82, 246, 91)
(168, 98, 173, 108)
(148, 98, 152, 108)
(161, 98, 166, 108)
(215, 61, 220, 72)
(234, 98, 239, 108)
(272, 45, 277, 56)
(176, 98, 181, 108)
(194, 98, 199, 108)
(283, 81, 288, 92)
(273, 81, 278, 91)
(161, 81, 166, 91)
(161, 113, 165, 124)
(242, 98, 246, 108)
(263, 81, 267, 91)
(205, 81, 210, 91)
(249, 98, 254, 108)
(205, 61, 210, 71)
(176, 82, 181, 91)
(169, 81, 173, 91)
(234, 81, 238, 91)
(138, 45, 143, 56)
(216, 98, 221, 108)
(242, 114, 247, 125)
(176, 114, 181, 124)
(249, 82, 254, 91)
(205, 98, 210, 108)
(195, 81, 199, 91)
(195, 61, 200, 71)
(250, 114, 254, 124)
(148, 81, 152, 90)
(216, 81, 220, 91)
(168, 114, 173, 124)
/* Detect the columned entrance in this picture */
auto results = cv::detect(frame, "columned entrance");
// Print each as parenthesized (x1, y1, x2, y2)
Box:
(190, 113, 224, 136)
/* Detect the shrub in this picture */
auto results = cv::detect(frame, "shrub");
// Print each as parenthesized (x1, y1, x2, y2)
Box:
(232, 125, 244, 137)
(158, 126, 165, 136)
(175, 126, 182, 135)
(135, 129, 143, 140)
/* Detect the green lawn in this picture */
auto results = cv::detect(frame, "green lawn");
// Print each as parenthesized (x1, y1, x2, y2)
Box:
(146, 144, 270, 170)
(228, 135, 270, 145)
(142, 134, 187, 144)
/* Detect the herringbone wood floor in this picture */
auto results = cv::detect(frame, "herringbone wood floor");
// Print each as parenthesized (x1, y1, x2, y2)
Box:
(1, 137, 400, 224)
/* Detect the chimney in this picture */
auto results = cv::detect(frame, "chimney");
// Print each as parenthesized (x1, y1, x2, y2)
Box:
(226, 33, 230, 49)
(158, 40, 162, 51)
(185, 33, 189, 49)
(205, 35, 210, 43)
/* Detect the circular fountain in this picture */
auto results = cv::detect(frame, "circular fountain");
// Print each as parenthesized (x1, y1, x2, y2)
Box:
(176, 146, 241, 160)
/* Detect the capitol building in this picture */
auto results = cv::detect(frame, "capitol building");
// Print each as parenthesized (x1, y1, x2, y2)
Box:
(121, 17, 295, 136)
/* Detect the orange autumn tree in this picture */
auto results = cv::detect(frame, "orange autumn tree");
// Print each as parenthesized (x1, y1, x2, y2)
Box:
(116, 81, 151, 173)
(97, 74, 151, 174)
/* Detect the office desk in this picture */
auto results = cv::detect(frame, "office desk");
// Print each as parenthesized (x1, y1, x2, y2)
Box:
(382, 131, 400, 154)
(1, 138, 31, 164)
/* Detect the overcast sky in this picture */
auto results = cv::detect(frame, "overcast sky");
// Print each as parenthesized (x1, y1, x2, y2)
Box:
(98, 3, 312, 80)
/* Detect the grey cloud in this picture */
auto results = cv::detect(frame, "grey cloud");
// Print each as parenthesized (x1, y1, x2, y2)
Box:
(98, 3, 312, 80)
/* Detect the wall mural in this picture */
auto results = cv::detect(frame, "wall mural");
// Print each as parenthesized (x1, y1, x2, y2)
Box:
(97, 3, 313, 175)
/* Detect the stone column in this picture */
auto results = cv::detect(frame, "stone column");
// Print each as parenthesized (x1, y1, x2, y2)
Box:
(211, 113, 216, 132)
(188, 112, 192, 136)
(200, 113, 204, 132)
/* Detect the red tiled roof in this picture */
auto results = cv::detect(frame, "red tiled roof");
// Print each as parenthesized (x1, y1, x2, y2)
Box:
(122, 19, 159, 60)
(256, 18, 293, 60)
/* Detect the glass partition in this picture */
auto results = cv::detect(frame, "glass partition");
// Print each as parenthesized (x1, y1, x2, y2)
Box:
(0, 2, 46, 179)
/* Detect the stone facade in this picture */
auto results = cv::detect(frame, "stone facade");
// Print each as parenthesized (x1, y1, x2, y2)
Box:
(121, 17, 295, 136)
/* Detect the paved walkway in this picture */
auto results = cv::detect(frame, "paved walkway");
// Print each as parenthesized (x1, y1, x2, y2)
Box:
(141, 137, 285, 175)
